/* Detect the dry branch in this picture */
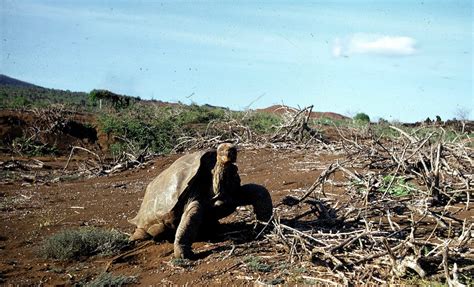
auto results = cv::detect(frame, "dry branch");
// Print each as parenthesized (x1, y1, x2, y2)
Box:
(261, 123, 473, 284)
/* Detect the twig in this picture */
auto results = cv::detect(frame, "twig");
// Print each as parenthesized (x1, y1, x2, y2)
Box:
(64, 146, 102, 170)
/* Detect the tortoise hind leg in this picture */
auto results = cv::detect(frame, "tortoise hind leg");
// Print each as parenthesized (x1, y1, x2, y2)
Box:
(236, 184, 273, 222)
(174, 200, 203, 259)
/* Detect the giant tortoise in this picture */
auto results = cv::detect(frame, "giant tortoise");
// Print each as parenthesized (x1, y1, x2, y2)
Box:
(129, 143, 273, 259)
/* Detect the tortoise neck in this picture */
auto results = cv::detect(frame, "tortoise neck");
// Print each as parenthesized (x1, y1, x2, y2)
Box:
(212, 161, 229, 196)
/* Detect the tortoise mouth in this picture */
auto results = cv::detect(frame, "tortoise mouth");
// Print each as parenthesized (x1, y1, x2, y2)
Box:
(216, 144, 237, 164)
(218, 154, 237, 164)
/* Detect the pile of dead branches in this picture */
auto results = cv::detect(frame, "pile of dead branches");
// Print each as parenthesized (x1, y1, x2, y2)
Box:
(173, 105, 328, 152)
(270, 105, 324, 145)
(173, 116, 255, 152)
(338, 124, 472, 205)
(63, 143, 154, 178)
(29, 104, 74, 135)
(9, 105, 75, 155)
(261, 126, 472, 285)
(60, 105, 330, 178)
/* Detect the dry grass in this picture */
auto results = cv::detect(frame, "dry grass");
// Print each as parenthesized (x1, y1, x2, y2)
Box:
(41, 227, 131, 260)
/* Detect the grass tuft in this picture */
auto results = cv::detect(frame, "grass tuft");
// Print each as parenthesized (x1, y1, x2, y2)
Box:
(380, 175, 414, 197)
(244, 256, 273, 273)
(41, 227, 131, 260)
(170, 258, 194, 268)
(86, 272, 138, 287)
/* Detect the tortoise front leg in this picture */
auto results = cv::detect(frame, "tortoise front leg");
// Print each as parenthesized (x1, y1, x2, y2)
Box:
(174, 200, 203, 259)
(235, 184, 273, 222)
(212, 199, 237, 220)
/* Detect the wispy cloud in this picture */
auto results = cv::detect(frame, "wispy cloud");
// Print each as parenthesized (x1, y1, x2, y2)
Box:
(333, 34, 417, 57)
(10, 2, 309, 65)
(3, 2, 147, 25)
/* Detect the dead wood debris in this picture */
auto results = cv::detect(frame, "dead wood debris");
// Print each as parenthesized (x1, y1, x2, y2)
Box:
(3, 105, 472, 285)
(62, 144, 154, 178)
(254, 125, 473, 285)
(173, 105, 330, 152)
(38, 105, 330, 180)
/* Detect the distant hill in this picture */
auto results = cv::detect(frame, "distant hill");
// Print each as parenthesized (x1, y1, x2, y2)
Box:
(0, 74, 40, 88)
(0, 74, 149, 110)
(0, 74, 90, 108)
(257, 105, 349, 121)
(0, 75, 350, 121)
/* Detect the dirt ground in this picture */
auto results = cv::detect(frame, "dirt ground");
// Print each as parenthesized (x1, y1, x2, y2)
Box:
(1, 109, 472, 285)
(1, 147, 346, 285)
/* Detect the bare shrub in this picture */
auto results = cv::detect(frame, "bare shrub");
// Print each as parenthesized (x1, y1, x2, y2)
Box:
(41, 227, 130, 260)
(86, 272, 138, 287)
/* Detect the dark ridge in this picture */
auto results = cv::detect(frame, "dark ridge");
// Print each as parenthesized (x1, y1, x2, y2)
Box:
(0, 74, 41, 88)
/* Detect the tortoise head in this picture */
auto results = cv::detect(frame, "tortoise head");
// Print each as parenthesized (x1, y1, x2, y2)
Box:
(216, 143, 237, 164)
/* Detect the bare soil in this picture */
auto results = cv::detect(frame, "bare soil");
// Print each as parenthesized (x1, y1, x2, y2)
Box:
(1, 109, 472, 286)
(1, 147, 342, 285)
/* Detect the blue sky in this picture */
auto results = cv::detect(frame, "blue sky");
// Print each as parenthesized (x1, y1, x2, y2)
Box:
(1, 0, 472, 122)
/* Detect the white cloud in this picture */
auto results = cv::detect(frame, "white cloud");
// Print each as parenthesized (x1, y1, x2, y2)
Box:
(351, 34, 416, 55)
(333, 34, 417, 57)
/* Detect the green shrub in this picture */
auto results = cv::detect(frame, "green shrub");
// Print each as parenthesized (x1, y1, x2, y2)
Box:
(313, 117, 335, 126)
(243, 112, 282, 134)
(9, 96, 31, 108)
(173, 104, 227, 125)
(98, 104, 284, 154)
(98, 112, 177, 155)
(41, 227, 131, 260)
(86, 272, 138, 287)
(411, 127, 469, 143)
(0, 85, 90, 109)
(89, 89, 138, 111)
(98, 104, 232, 155)
(353, 113, 370, 124)
(380, 175, 414, 197)
(372, 124, 403, 139)
(378, 118, 388, 124)
(244, 256, 273, 272)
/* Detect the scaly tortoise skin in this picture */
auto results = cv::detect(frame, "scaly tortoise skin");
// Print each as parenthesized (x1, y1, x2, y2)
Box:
(129, 143, 273, 259)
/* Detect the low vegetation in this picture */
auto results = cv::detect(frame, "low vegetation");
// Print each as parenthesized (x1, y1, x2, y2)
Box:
(379, 175, 414, 197)
(11, 136, 58, 156)
(0, 85, 89, 109)
(2, 80, 473, 285)
(244, 256, 273, 273)
(41, 227, 131, 260)
(3, 78, 471, 158)
(98, 103, 283, 155)
(353, 112, 370, 124)
(170, 258, 194, 268)
(86, 272, 138, 287)
(241, 111, 282, 133)
(89, 89, 141, 111)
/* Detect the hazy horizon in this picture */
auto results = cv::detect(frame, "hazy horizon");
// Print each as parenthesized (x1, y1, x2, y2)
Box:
(1, 1, 472, 122)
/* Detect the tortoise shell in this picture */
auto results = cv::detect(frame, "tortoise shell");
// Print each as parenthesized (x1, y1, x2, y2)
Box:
(129, 150, 216, 229)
